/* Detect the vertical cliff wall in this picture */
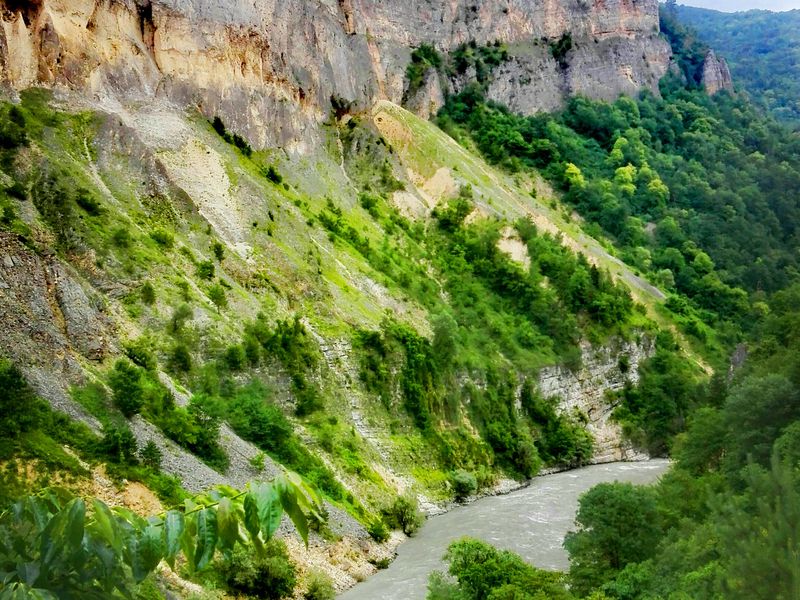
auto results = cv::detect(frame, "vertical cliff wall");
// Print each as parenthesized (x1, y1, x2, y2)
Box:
(0, 0, 671, 150)
(538, 336, 654, 463)
(701, 49, 734, 95)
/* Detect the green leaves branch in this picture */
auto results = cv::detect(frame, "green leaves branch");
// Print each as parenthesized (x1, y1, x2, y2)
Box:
(0, 472, 324, 599)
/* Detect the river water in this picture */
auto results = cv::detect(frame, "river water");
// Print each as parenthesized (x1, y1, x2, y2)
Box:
(339, 459, 670, 600)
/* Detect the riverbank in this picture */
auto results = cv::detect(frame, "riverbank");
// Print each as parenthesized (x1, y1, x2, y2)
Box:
(421, 455, 659, 517)
(293, 458, 663, 596)
(338, 459, 670, 599)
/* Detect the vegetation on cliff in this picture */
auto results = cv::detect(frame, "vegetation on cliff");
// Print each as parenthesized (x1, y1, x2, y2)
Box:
(1, 6, 799, 599)
(437, 70, 800, 358)
(425, 284, 800, 596)
(418, 16, 800, 600)
(0, 79, 652, 598)
(673, 4, 800, 127)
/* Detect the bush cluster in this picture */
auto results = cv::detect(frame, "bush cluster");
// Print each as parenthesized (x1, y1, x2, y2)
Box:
(382, 492, 424, 536)
(211, 116, 252, 157)
(219, 541, 296, 599)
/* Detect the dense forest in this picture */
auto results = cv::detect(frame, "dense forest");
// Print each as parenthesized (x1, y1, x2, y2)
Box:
(427, 287, 800, 598)
(418, 10, 800, 600)
(674, 4, 800, 126)
(437, 65, 800, 343)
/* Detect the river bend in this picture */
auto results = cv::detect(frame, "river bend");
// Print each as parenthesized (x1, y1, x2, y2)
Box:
(339, 459, 670, 600)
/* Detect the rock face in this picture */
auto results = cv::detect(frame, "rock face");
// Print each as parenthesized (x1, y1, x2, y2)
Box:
(0, 232, 112, 367)
(701, 49, 733, 95)
(405, 68, 446, 121)
(486, 33, 671, 115)
(0, 231, 113, 424)
(537, 336, 654, 463)
(0, 0, 670, 150)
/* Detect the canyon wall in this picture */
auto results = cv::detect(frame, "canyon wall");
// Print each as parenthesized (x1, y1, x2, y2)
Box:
(701, 49, 734, 95)
(0, 0, 671, 150)
(538, 336, 654, 464)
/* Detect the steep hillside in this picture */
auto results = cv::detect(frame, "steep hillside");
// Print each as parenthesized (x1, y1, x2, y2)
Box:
(674, 5, 800, 124)
(0, 1, 746, 598)
(0, 82, 677, 591)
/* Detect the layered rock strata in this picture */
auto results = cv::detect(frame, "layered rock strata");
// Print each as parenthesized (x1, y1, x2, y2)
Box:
(0, 0, 671, 149)
(538, 336, 654, 463)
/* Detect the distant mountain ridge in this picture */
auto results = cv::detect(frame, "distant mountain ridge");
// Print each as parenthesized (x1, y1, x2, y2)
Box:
(675, 4, 800, 125)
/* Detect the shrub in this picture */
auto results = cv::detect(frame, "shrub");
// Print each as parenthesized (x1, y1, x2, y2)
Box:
(29, 170, 79, 250)
(196, 260, 215, 280)
(474, 465, 497, 491)
(0, 104, 28, 150)
(75, 189, 102, 215)
(262, 165, 283, 184)
(1, 204, 16, 225)
(168, 343, 192, 373)
(550, 32, 573, 67)
(359, 191, 381, 219)
(330, 95, 353, 120)
(0, 360, 44, 437)
(243, 333, 261, 365)
(371, 557, 391, 570)
(211, 116, 226, 137)
(108, 360, 144, 417)
(6, 181, 25, 200)
(231, 132, 253, 157)
(169, 303, 193, 334)
(485, 421, 541, 478)
(186, 396, 228, 471)
(562, 345, 583, 372)
(435, 538, 573, 600)
(139, 440, 163, 470)
(149, 229, 174, 249)
(211, 240, 225, 261)
(303, 571, 335, 600)
(123, 338, 157, 371)
(210, 115, 251, 154)
(249, 451, 266, 471)
(384, 492, 424, 536)
(293, 376, 323, 416)
(176, 280, 191, 301)
(450, 469, 478, 502)
(220, 541, 297, 599)
(112, 227, 131, 248)
(207, 284, 227, 312)
(97, 425, 138, 464)
(140, 282, 156, 305)
(228, 390, 293, 452)
(406, 44, 443, 96)
(223, 344, 246, 371)
(367, 518, 390, 543)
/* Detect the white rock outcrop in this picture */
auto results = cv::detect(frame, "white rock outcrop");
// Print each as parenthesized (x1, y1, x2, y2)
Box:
(538, 336, 654, 463)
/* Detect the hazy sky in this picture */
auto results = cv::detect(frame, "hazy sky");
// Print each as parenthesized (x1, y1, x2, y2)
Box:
(679, 0, 800, 11)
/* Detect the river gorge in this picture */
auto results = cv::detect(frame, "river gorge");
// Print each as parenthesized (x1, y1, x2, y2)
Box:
(340, 460, 670, 599)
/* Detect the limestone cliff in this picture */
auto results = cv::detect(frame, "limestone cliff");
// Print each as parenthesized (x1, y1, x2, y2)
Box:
(701, 49, 733, 95)
(0, 0, 670, 149)
(538, 337, 654, 464)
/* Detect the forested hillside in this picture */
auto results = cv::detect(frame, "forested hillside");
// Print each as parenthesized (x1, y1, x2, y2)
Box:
(429, 286, 800, 599)
(674, 4, 800, 126)
(420, 11, 800, 600)
(1, 1, 799, 598)
(436, 42, 800, 358)
(0, 77, 663, 599)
